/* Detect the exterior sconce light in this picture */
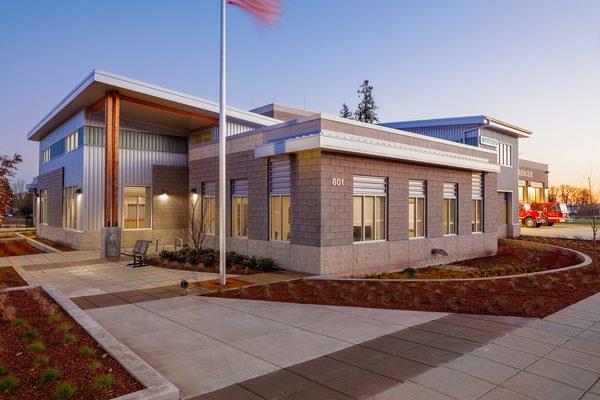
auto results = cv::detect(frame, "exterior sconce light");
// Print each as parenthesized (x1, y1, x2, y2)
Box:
(159, 190, 168, 200)
(75, 188, 82, 195)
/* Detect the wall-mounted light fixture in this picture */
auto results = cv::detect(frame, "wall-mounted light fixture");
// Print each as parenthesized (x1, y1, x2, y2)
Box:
(159, 189, 168, 200)
(75, 188, 82, 195)
(190, 188, 198, 202)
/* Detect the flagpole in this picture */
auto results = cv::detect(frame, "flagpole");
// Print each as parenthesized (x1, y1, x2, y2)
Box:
(218, 0, 227, 285)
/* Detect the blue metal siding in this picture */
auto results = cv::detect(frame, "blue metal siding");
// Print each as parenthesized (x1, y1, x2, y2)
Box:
(400, 125, 480, 145)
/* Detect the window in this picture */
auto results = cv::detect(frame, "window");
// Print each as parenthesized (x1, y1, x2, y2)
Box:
(471, 173, 484, 232)
(443, 183, 458, 235)
(65, 130, 78, 153)
(123, 186, 152, 229)
(518, 180, 526, 203)
(39, 190, 48, 224)
(353, 176, 386, 242)
(269, 157, 291, 241)
(232, 179, 249, 237)
(529, 182, 544, 202)
(41, 148, 50, 164)
(62, 186, 78, 229)
(498, 142, 513, 167)
(193, 131, 213, 145)
(201, 182, 216, 235)
(409, 180, 426, 238)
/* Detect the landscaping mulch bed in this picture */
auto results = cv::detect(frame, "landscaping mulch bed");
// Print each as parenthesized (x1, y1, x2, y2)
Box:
(0, 288, 144, 399)
(145, 255, 276, 275)
(368, 245, 580, 279)
(0, 267, 28, 288)
(0, 240, 42, 257)
(208, 237, 600, 318)
(197, 277, 250, 291)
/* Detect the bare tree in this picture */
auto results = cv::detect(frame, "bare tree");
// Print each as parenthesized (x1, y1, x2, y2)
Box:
(580, 172, 600, 266)
(10, 179, 33, 216)
(187, 193, 215, 250)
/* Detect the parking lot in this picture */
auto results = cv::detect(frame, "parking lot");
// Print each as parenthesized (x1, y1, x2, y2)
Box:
(521, 223, 595, 240)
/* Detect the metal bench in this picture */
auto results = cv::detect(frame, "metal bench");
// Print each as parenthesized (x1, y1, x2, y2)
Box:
(122, 240, 152, 268)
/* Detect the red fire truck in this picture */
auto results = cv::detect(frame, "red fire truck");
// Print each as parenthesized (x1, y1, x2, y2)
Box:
(519, 202, 568, 228)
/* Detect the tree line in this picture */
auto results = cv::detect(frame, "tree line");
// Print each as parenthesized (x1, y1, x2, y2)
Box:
(548, 184, 598, 207)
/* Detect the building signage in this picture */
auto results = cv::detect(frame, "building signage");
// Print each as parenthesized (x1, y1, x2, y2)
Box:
(479, 136, 499, 149)
(519, 169, 534, 178)
(331, 178, 345, 186)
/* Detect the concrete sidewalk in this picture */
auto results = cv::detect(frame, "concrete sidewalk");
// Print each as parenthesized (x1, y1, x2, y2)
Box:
(522, 223, 595, 240)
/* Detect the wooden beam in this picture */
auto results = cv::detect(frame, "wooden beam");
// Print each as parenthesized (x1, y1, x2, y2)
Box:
(89, 97, 105, 112)
(120, 95, 218, 125)
(104, 91, 120, 228)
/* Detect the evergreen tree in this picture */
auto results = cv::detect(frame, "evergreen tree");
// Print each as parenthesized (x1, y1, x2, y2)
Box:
(339, 103, 353, 119)
(354, 80, 379, 123)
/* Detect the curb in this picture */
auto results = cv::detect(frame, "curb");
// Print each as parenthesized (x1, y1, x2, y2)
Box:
(15, 232, 58, 253)
(307, 240, 592, 283)
(42, 284, 180, 400)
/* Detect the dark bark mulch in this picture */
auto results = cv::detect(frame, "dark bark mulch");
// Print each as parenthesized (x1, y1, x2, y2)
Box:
(0, 267, 28, 288)
(208, 237, 600, 318)
(0, 289, 144, 399)
(0, 241, 42, 257)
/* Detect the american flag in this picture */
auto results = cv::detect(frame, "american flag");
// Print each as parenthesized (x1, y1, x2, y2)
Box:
(228, 0, 282, 25)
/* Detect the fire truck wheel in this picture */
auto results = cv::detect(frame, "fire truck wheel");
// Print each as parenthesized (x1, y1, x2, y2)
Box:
(524, 218, 537, 228)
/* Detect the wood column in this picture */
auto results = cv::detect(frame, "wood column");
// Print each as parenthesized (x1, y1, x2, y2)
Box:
(104, 91, 120, 228)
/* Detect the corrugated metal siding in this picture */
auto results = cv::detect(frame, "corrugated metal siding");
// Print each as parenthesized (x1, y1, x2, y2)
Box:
(192, 118, 260, 142)
(402, 125, 480, 145)
(82, 146, 187, 231)
(83, 126, 187, 154)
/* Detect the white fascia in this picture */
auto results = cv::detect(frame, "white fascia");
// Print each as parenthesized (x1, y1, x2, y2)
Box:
(255, 131, 500, 173)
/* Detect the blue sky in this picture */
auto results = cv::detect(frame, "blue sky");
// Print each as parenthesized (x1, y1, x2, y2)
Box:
(1, 0, 599, 185)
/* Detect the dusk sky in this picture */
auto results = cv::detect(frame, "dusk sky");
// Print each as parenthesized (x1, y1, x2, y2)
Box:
(1, 0, 599, 186)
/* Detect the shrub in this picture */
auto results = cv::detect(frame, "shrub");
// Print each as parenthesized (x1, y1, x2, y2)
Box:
(56, 323, 71, 333)
(410, 297, 420, 307)
(88, 361, 101, 372)
(9, 318, 26, 328)
(48, 313, 62, 323)
(483, 301, 493, 313)
(226, 251, 244, 266)
(256, 257, 276, 272)
(92, 374, 115, 390)
(39, 368, 61, 385)
(53, 381, 75, 400)
(34, 355, 49, 367)
(261, 285, 272, 299)
(445, 298, 454, 309)
(27, 341, 45, 352)
(23, 329, 39, 340)
(0, 375, 19, 392)
(62, 334, 77, 345)
(79, 345, 97, 357)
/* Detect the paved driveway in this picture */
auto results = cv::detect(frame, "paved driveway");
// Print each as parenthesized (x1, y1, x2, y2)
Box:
(522, 223, 595, 240)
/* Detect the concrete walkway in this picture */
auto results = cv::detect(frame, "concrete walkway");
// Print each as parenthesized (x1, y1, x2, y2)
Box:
(6, 250, 219, 297)
(522, 223, 595, 240)
(87, 292, 600, 400)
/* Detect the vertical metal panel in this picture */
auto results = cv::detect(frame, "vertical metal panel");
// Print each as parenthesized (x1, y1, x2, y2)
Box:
(402, 125, 479, 145)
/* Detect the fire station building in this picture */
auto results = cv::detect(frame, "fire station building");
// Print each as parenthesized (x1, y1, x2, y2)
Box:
(27, 70, 543, 276)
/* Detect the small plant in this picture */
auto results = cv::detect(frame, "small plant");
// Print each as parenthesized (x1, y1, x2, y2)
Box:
(261, 285, 272, 299)
(454, 295, 462, 305)
(583, 276, 591, 287)
(445, 298, 454, 309)
(88, 361, 101, 372)
(483, 301, 493, 313)
(53, 381, 75, 400)
(238, 287, 246, 297)
(10, 318, 26, 328)
(23, 329, 39, 340)
(34, 355, 49, 367)
(62, 334, 77, 345)
(477, 283, 486, 291)
(92, 374, 115, 390)
(79, 345, 97, 357)
(410, 297, 420, 307)
(27, 341, 46, 353)
(48, 313, 62, 323)
(0, 375, 19, 393)
(493, 297, 502, 307)
(424, 293, 435, 304)
(39, 368, 61, 385)
(56, 323, 72, 333)
(403, 288, 412, 296)
(0, 364, 6, 377)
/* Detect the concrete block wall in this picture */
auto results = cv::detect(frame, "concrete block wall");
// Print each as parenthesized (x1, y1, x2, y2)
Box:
(152, 166, 189, 231)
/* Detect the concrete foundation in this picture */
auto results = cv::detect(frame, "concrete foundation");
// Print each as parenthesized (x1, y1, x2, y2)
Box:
(101, 227, 122, 261)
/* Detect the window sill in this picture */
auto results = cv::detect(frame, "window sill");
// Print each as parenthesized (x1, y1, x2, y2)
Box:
(123, 228, 153, 231)
(409, 236, 426, 240)
(231, 236, 248, 239)
(353, 239, 387, 245)
(472, 231, 484, 234)
(443, 234, 457, 237)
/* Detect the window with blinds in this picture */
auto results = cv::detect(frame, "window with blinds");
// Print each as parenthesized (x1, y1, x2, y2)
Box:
(269, 157, 291, 241)
(353, 176, 387, 242)
(409, 180, 426, 238)
(39, 190, 48, 224)
(443, 183, 458, 235)
(232, 179, 249, 238)
(471, 173, 484, 232)
(63, 186, 78, 229)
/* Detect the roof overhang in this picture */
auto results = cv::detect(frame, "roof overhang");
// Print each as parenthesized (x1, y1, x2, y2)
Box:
(381, 115, 532, 139)
(27, 70, 282, 141)
(255, 130, 500, 173)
